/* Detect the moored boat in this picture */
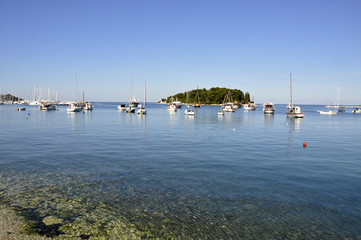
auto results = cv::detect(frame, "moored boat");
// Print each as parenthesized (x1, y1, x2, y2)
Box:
(286, 73, 304, 118)
(137, 82, 147, 115)
(263, 102, 275, 114)
(117, 104, 127, 111)
(319, 110, 337, 115)
(352, 107, 361, 114)
(41, 104, 57, 111)
(243, 102, 257, 111)
(67, 103, 83, 112)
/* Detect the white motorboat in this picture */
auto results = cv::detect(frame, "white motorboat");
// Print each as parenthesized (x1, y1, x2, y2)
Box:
(217, 111, 224, 116)
(41, 104, 56, 111)
(263, 102, 275, 114)
(319, 110, 337, 115)
(167, 103, 177, 112)
(117, 104, 127, 111)
(184, 109, 195, 115)
(67, 103, 83, 112)
(243, 102, 257, 111)
(286, 73, 304, 118)
(222, 104, 235, 112)
(352, 108, 361, 114)
(126, 106, 136, 113)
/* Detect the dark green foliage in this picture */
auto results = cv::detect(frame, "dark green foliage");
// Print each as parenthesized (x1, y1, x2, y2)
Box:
(166, 88, 249, 104)
(0, 94, 23, 102)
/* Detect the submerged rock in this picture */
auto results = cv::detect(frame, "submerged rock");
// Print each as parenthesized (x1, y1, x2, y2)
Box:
(42, 216, 64, 226)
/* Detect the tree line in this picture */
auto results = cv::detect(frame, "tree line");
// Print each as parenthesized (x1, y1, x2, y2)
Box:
(165, 87, 251, 104)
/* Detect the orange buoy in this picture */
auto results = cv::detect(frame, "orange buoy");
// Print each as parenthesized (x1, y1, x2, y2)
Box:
(303, 142, 307, 148)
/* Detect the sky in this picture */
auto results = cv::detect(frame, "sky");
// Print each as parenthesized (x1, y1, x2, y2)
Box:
(1, 0, 360, 104)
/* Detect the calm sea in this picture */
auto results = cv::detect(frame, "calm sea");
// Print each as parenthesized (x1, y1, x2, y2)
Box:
(1, 103, 361, 239)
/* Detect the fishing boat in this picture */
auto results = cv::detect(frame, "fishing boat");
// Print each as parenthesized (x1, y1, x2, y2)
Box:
(286, 73, 304, 118)
(137, 82, 147, 115)
(184, 83, 194, 116)
(67, 103, 83, 112)
(263, 102, 275, 114)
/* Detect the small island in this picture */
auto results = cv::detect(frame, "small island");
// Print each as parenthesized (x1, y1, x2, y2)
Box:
(160, 87, 252, 105)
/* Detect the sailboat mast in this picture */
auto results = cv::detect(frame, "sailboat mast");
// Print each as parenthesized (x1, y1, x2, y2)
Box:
(144, 81, 146, 107)
(130, 77, 133, 102)
(290, 73, 293, 107)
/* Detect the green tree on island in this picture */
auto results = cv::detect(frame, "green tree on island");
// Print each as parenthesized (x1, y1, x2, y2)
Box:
(165, 87, 250, 104)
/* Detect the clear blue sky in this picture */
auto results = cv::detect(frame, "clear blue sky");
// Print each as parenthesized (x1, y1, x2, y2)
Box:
(1, 0, 360, 104)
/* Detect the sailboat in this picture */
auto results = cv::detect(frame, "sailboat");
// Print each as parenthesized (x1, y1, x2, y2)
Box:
(137, 82, 147, 115)
(286, 73, 304, 118)
(193, 88, 201, 108)
(82, 92, 94, 111)
(184, 83, 195, 116)
(126, 80, 136, 113)
(67, 67, 83, 112)
(221, 89, 236, 112)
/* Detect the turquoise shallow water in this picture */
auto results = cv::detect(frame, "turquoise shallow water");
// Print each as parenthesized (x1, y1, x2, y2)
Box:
(0, 103, 361, 238)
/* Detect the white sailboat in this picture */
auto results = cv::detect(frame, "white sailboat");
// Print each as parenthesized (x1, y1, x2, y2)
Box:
(286, 73, 304, 118)
(137, 82, 147, 115)
(221, 89, 236, 112)
(184, 83, 194, 116)
(67, 67, 83, 112)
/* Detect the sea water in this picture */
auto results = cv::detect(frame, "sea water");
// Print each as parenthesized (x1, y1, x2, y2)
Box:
(0, 103, 360, 238)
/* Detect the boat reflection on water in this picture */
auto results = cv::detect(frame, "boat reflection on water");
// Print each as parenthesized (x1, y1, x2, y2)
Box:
(286, 117, 304, 161)
(287, 117, 303, 131)
(263, 113, 274, 128)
